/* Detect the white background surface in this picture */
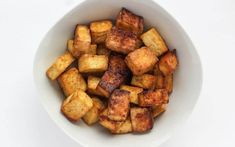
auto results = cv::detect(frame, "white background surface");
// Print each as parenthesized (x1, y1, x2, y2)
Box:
(0, 0, 234, 146)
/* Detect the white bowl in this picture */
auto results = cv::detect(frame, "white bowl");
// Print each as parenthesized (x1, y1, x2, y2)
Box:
(33, 0, 203, 146)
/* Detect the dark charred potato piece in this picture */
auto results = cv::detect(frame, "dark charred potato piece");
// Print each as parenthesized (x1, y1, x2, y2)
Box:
(90, 20, 113, 43)
(130, 107, 153, 133)
(131, 74, 157, 89)
(108, 55, 129, 76)
(138, 89, 168, 107)
(96, 71, 125, 98)
(141, 28, 168, 57)
(58, 68, 87, 97)
(108, 89, 130, 121)
(116, 8, 144, 35)
(61, 89, 93, 121)
(105, 27, 137, 54)
(159, 50, 178, 76)
(125, 47, 158, 75)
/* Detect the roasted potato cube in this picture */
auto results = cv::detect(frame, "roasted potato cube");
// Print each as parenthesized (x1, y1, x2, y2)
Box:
(58, 68, 87, 97)
(116, 8, 144, 35)
(87, 76, 105, 97)
(83, 97, 105, 125)
(61, 89, 93, 121)
(164, 74, 173, 94)
(153, 64, 164, 89)
(90, 20, 113, 43)
(99, 109, 124, 131)
(159, 50, 178, 76)
(152, 104, 167, 118)
(120, 85, 143, 104)
(130, 107, 153, 133)
(68, 39, 96, 56)
(97, 44, 111, 56)
(96, 71, 125, 98)
(135, 39, 143, 48)
(125, 47, 158, 75)
(107, 89, 130, 121)
(73, 25, 91, 57)
(46, 51, 75, 80)
(108, 55, 129, 76)
(131, 74, 157, 89)
(78, 54, 108, 73)
(141, 28, 168, 57)
(106, 27, 137, 54)
(111, 118, 132, 134)
(138, 89, 169, 107)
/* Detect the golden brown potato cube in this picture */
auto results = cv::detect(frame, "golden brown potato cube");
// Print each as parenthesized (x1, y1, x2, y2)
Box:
(68, 39, 96, 56)
(61, 89, 93, 121)
(97, 44, 111, 56)
(106, 27, 137, 54)
(111, 117, 132, 134)
(130, 107, 153, 133)
(141, 28, 168, 57)
(116, 8, 144, 35)
(164, 74, 173, 94)
(46, 51, 75, 80)
(78, 54, 108, 73)
(159, 50, 178, 76)
(108, 55, 129, 76)
(153, 64, 164, 89)
(90, 20, 113, 43)
(131, 74, 157, 89)
(152, 104, 167, 118)
(83, 97, 105, 125)
(107, 89, 130, 121)
(58, 68, 87, 97)
(73, 25, 91, 57)
(120, 85, 143, 104)
(96, 71, 125, 98)
(99, 109, 124, 131)
(138, 89, 169, 107)
(87, 76, 105, 97)
(125, 47, 158, 75)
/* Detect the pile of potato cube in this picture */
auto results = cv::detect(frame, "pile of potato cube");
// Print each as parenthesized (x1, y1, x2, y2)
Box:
(46, 8, 178, 134)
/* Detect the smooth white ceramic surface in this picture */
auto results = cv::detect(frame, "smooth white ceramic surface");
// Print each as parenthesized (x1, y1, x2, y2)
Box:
(33, 0, 202, 146)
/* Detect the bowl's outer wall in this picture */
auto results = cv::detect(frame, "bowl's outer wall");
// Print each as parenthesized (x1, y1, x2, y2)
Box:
(34, 0, 202, 146)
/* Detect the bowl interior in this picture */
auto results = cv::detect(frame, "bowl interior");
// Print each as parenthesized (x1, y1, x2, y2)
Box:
(33, 0, 203, 146)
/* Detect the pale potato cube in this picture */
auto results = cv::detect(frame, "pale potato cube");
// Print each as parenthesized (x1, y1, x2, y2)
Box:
(58, 68, 87, 97)
(73, 25, 91, 57)
(131, 74, 157, 89)
(83, 97, 105, 125)
(90, 20, 113, 43)
(61, 89, 93, 121)
(141, 28, 168, 57)
(78, 54, 108, 73)
(46, 51, 75, 80)
(152, 104, 167, 118)
(125, 47, 158, 75)
(120, 85, 143, 104)
(87, 76, 105, 97)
